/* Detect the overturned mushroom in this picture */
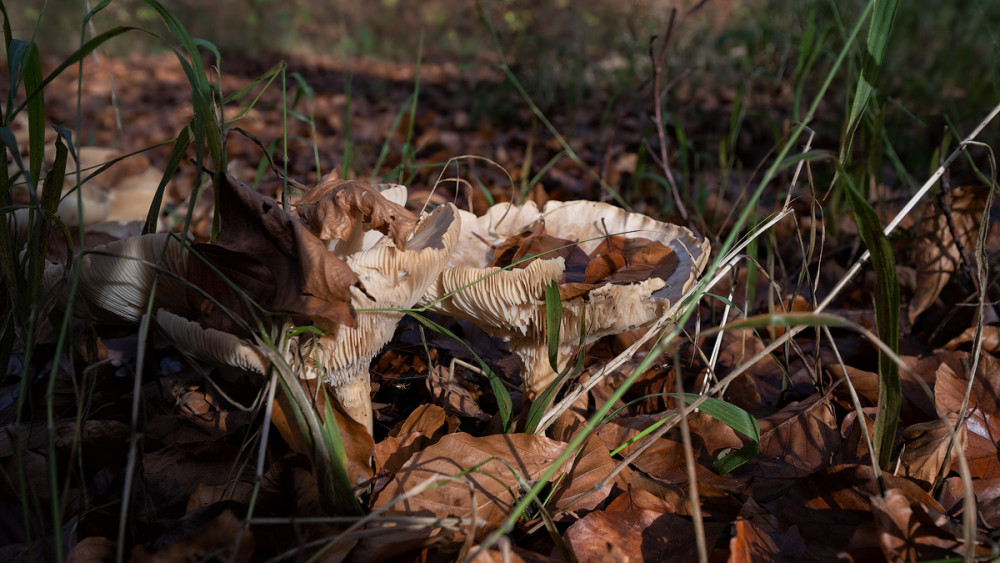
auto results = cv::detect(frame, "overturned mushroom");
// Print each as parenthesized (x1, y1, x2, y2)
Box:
(420, 200, 710, 396)
(44, 231, 192, 325)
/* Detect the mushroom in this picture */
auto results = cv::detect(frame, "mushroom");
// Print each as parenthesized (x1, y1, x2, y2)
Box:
(44, 231, 192, 325)
(48, 177, 459, 435)
(420, 200, 710, 396)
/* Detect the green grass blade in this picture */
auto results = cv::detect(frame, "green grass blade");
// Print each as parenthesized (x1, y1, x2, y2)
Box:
(12, 26, 137, 118)
(675, 393, 760, 473)
(143, 125, 192, 234)
(544, 281, 562, 372)
(526, 311, 587, 435)
(141, 0, 225, 239)
(319, 388, 366, 516)
(843, 174, 900, 471)
(20, 41, 44, 190)
(0, 0, 12, 53)
(837, 0, 899, 181)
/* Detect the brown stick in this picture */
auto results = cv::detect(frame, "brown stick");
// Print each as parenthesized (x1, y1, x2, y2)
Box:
(650, 10, 692, 230)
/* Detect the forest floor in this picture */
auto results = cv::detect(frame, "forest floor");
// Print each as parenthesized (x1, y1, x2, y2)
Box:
(3, 33, 1000, 562)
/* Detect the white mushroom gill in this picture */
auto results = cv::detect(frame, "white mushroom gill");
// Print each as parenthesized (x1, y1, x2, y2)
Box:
(156, 309, 268, 374)
(45, 232, 191, 325)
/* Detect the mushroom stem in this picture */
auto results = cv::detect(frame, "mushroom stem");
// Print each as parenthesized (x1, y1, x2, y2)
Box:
(511, 338, 577, 398)
(329, 376, 374, 435)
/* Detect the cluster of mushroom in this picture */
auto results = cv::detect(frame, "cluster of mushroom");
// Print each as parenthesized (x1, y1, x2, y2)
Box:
(45, 178, 709, 435)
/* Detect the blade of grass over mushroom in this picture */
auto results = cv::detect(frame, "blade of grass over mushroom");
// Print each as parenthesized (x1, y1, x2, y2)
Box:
(408, 311, 513, 432)
(544, 281, 562, 373)
(842, 172, 901, 472)
(525, 311, 587, 436)
(319, 386, 366, 515)
(265, 335, 365, 516)
(38, 128, 71, 563)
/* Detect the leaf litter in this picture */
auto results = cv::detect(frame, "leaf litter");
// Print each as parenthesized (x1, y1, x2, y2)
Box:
(2, 44, 1000, 563)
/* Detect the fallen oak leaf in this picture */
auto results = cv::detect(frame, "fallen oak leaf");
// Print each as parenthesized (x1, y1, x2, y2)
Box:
(932, 351, 1000, 477)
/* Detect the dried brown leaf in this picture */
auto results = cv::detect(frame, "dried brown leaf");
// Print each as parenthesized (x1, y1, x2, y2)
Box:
(564, 508, 724, 563)
(69, 536, 117, 562)
(760, 465, 947, 560)
(944, 325, 1000, 354)
(426, 365, 490, 421)
(372, 432, 611, 534)
(294, 178, 418, 249)
(188, 174, 361, 332)
(391, 403, 459, 439)
(605, 487, 676, 516)
(375, 431, 431, 476)
(898, 413, 965, 488)
(270, 378, 375, 487)
(871, 487, 974, 561)
(755, 393, 840, 478)
(727, 517, 780, 563)
(598, 412, 743, 488)
(910, 185, 988, 323)
(131, 508, 253, 562)
(933, 351, 1000, 477)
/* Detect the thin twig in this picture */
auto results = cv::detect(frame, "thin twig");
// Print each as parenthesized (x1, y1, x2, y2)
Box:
(650, 10, 692, 229)
(675, 352, 707, 563)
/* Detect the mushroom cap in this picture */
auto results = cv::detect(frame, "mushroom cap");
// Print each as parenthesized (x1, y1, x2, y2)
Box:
(419, 200, 710, 393)
(155, 309, 268, 374)
(46, 232, 191, 325)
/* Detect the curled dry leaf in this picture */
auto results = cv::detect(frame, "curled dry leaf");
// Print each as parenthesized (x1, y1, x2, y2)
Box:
(943, 325, 1000, 354)
(909, 185, 988, 324)
(294, 176, 418, 250)
(754, 393, 840, 479)
(728, 517, 780, 563)
(897, 413, 965, 488)
(372, 432, 613, 535)
(390, 403, 460, 439)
